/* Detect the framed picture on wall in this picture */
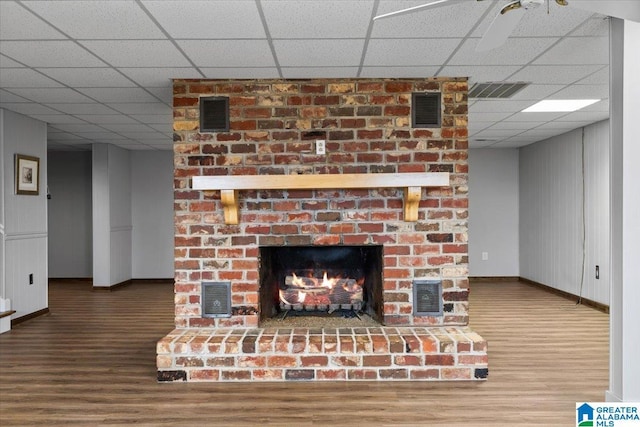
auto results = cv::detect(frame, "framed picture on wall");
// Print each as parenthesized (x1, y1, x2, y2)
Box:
(15, 154, 40, 195)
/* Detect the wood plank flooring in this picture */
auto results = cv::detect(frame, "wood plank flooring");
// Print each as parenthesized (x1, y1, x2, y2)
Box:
(0, 280, 609, 426)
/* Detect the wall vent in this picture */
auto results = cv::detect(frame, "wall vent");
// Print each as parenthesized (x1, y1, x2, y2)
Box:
(412, 92, 441, 128)
(202, 281, 232, 318)
(200, 96, 229, 132)
(413, 279, 442, 316)
(469, 82, 529, 99)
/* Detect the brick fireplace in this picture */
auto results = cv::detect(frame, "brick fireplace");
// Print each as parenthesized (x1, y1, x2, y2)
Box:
(157, 78, 488, 382)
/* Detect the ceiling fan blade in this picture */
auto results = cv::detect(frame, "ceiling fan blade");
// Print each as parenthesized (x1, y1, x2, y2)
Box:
(568, 0, 640, 23)
(373, 0, 466, 21)
(476, 3, 526, 51)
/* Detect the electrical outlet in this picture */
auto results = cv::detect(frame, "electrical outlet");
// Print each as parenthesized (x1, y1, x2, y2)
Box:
(595, 265, 600, 280)
(481, 252, 489, 261)
(316, 139, 326, 155)
(29, 273, 34, 285)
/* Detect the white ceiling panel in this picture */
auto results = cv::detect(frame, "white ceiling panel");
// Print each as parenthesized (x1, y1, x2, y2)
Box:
(275, 39, 365, 67)
(0, 1, 65, 40)
(374, 0, 492, 38)
(30, 114, 85, 124)
(201, 67, 280, 79)
(469, 112, 514, 122)
(77, 88, 160, 104)
(45, 103, 121, 115)
(130, 114, 174, 124)
(107, 103, 172, 115)
(8, 88, 94, 104)
(0, 89, 29, 103)
(263, 0, 373, 39)
(505, 111, 568, 122)
(505, 4, 593, 37)
(23, 0, 165, 39)
(509, 84, 566, 100)
(549, 84, 609, 100)
(37, 68, 137, 88)
(0, 41, 107, 67)
(486, 121, 540, 131)
(576, 66, 609, 85)
(0, 55, 24, 68)
(534, 36, 609, 65)
(365, 38, 462, 66)
(80, 40, 191, 68)
(360, 66, 440, 78)
(142, 0, 265, 39)
(556, 110, 609, 122)
(473, 129, 523, 138)
(50, 123, 111, 133)
(118, 68, 203, 87)
(282, 67, 360, 79)
(449, 37, 560, 66)
(438, 65, 522, 83)
(472, 100, 536, 113)
(0, 69, 62, 88)
(73, 114, 140, 125)
(178, 40, 276, 67)
(508, 64, 604, 84)
(571, 16, 610, 37)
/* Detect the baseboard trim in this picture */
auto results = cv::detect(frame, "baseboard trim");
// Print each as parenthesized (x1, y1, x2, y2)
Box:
(92, 279, 132, 292)
(519, 277, 609, 314)
(131, 278, 174, 284)
(469, 276, 520, 282)
(11, 308, 50, 327)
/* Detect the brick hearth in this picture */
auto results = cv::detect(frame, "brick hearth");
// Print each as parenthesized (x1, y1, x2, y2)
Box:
(159, 77, 488, 382)
(157, 326, 487, 382)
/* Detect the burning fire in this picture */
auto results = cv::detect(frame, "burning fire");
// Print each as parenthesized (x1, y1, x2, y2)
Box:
(279, 271, 363, 309)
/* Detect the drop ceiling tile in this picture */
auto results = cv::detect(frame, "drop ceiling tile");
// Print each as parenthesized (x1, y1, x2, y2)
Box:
(148, 124, 172, 134)
(75, 132, 130, 140)
(23, 0, 165, 39)
(107, 102, 173, 116)
(469, 141, 499, 148)
(487, 121, 539, 131)
(0, 68, 62, 88)
(50, 123, 109, 133)
(0, 1, 66, 40)
(535, 120, 593, 129)
(282, 67, 359, 79)
(117, 130, 168, 140)
(360, 66, 440, 78)
(146, 87, 172, 104)
(508, 64, 604, 84)
(556, 110, 609, 122)
(533, 36, 608, 65)
(73, 115, 139, 125)
(80, 40, 191, 68)
(508, 4, 593, 37)
(47, 130, 87, 140)
(374, 0, 492, 38)
(100, 123, 154, 133)
(45, 103, 120, 115)
(263, 0, 373, 38)
(0, 41, 107, 67)
(472, 99, 535, 113)
(576, 66, 608, 84)
(118, 67, 203, 87)
(30, 114, 85, 124)
(77, 87, 159, 103)
(505, 111, 566, 122)
(0, 90, 29, 103)
(474, 129, 523, 138)
(571, 16, 610, 36)
(1, 55, 26, 68)
(580, 99, 609, 112)
(142, 0, 265, 39)
(448, 37, 559, 66)
(518, 128, 566, 138)
(365, 38, 462, 66)
(438, 65, 522, 83)
(130, 114, 172, 124)
(469, 112, 514, 122)
(201, 67, 281, 79)
(178, 40, 276, 67)
(8, 87, 94, 103)
(508, 84, 566, 100)
(0, 102, 68, 115)
(549, 84, 608, 100)
(37, 68, 137, 88)
(107, 102, 172, 115)
(491, 139, 538, 148)
(276, 39, 365, 67)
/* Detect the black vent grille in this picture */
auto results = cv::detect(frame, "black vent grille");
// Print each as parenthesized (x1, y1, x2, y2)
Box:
(413, 279, 442, 316)
(200, 97, 229, 132)
(412, 92, 441, 128)
(202, 281, 231, 318)
(469, 82, 529, 98)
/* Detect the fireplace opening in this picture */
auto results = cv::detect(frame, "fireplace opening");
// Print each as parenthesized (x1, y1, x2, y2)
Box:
(258, 245, 384, 325)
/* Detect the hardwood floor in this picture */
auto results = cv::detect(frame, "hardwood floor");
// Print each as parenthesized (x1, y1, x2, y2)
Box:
(0, 280, 609, 426)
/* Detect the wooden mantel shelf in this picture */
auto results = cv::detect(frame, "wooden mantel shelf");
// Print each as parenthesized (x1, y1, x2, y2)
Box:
(191, 172, 450, 225)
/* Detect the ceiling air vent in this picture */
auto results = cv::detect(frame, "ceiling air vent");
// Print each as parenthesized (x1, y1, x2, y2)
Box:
(469, 82, 529, 99)
(202, 281, 232, 318)
(200, 96, 229, 132)
(412, 92, 441, 128)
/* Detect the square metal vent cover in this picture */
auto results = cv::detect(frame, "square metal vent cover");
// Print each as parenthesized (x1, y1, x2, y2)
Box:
(469, 82, 529, 99)
(413, 279, 442, 316)
(199, 96, 229, 132)
(202, 281, 232, 318)
(412, 92, 441, 128)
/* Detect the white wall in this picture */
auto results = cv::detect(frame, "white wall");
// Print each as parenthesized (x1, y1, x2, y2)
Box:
(47, 151, 92, 278)
(468, 148, 519, 277)
(1, 109, 48, 320)
(131, 150, 173, 278)
(519, 121, 609, 305)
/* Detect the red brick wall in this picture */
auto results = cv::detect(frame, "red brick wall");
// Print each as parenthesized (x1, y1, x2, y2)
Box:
(173, 78, 469, 329)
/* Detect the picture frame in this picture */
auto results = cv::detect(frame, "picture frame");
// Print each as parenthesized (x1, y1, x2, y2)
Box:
(15, 154, 40, 195)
